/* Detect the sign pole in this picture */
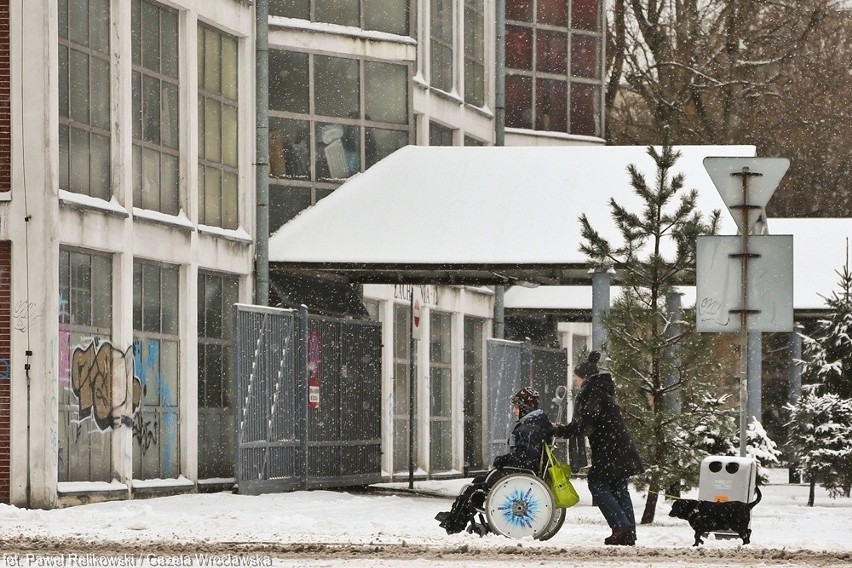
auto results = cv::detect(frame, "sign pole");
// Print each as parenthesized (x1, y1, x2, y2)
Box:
(731, 167, 762, 457)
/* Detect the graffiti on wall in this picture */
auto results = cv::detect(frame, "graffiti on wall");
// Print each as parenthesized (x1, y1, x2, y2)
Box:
(71, 340, 143, 431)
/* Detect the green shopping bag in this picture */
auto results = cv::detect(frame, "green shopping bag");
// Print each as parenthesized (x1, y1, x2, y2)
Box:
(544, 442, 580, 508)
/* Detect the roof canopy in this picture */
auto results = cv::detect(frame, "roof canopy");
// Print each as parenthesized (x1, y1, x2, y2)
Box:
(269, 144, 756, 285)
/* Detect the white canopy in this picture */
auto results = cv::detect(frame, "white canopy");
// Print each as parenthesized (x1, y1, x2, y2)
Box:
(268, 144, 756, 285)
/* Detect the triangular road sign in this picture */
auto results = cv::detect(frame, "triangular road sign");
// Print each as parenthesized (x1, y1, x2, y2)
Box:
(704, 157, 790, 233)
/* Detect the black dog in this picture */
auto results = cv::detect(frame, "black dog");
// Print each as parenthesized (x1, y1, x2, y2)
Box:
(668, 486, 762, 546)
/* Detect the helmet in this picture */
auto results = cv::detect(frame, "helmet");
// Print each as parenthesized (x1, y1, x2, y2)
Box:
(510, 387, 540, 415)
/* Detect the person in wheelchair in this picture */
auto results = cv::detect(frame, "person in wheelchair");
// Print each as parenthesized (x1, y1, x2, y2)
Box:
(435, 387, 553, 535)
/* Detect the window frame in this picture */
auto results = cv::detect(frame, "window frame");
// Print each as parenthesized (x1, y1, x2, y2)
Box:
(197, 24, 240, 230)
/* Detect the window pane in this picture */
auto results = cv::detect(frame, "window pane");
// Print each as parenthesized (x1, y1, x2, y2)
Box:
(90, 57, 110, 129)
(70, 252, 92, 326)
(92, 254, 112, 328)
(204, 29, 221, 93)
(365, 1, 408, 35)
(505, 74, 532, 129)
(269, 0, 309, 19)
(537, 31, 567, 74)
(204, 99, 221, 162)
(314, 56, 359, 118)
(204, 167, 222, 225)
(90, 0, 110, 53)
(59, 45, 69, 118)
(59, 0, 69, 40)
(507, 0, 532, 21)
(365, 62, 407, 124)
(572, 0, 599, 31)
(59, 125, 69, 189)
(204, 276, 222, 338)
(316, 122, 359, 180)
(143, 75, 161, 142)
(269, 117, 310, 179)
(570, 83, 599, 136)
(269, 185, 312, 233)
(161, 153, 179, 215)
(132, 144, 142, 205)
(69, 128, 90, 194)
(571, 34, 599, 79)
(132, 72, 142, 139)
(316, 0, 358, 27)
(269, 50, 309, 113)
(142, 146, 160, 209)
(69, 50, 90, 124)
(506, 25, 532, 70)
(141, 0, 160, 71)
(429, 122, 454, 146)
(162, 268, 179, 335)
(221, 36, 238, 101)
(538, 0, 567, 26)
(162, 82, 179, 149)
(161, 9, 178, 78)
(536, 79, 567, 132)
(222, 172, 238, 230)
(221, 104, 238, 168)
(69, 0, 89, 46)
(143, 264, 161, 332)
(90, 132, 111, 200)
(365, 128, 408, 168)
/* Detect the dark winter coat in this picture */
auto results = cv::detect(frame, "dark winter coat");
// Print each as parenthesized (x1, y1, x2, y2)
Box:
(554, 372, 644, 483)
(492, 408, 553, 472)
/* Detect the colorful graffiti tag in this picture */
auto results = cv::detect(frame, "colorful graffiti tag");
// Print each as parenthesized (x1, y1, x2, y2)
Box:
(71, 341, 143, 430)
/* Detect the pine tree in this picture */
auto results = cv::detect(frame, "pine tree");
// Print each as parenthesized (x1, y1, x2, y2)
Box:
(785, 388, 852, 505)
(788, 247, 852, 501)
(800, 244, 852, 400)
(579, 129, 737, 523)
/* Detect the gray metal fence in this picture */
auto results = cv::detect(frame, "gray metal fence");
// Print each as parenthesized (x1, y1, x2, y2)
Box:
(486, 339, 568, 467)
(233, 304, 382, 495)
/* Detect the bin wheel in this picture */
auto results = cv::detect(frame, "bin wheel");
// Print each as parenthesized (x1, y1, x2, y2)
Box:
(485, 473, 557, 539)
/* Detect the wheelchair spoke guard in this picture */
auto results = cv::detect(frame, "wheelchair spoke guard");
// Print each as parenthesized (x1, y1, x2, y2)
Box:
(485, 473, 557, 539)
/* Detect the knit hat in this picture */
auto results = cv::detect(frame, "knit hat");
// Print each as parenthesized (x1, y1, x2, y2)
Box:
(510, 387, 540, 414)
(574, 351, 601, 379)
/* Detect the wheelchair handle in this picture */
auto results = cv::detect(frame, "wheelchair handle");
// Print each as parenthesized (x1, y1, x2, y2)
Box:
(552, 385, 568, 423)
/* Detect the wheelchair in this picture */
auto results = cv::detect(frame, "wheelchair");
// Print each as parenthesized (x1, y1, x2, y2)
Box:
(461, 447, 568, 540)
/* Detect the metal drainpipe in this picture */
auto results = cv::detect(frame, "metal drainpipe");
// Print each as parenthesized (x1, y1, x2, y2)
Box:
(255, 0, 270, 306)
(493, 0, 506, 338)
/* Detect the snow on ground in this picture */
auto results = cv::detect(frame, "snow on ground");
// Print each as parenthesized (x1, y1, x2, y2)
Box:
(0, 472, 849, 567)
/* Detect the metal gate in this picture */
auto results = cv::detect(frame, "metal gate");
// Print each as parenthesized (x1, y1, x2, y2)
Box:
(233, 304, 382, 494)
(486, 339, 568, 466)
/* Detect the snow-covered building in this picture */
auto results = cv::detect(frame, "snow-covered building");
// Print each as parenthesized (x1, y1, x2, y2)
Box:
(3, 0, 257, 508)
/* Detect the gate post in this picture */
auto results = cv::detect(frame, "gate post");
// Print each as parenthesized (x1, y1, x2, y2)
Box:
(298, 305, 309, 490)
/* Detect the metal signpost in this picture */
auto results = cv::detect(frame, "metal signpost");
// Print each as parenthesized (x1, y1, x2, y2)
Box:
(409, 286, 423, 489)
(700, 157, 791, 456)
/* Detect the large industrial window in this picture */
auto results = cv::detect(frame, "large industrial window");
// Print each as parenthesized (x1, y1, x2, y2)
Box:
(430, 0, 454, 93)
(132, 0, 180, 215)
(505, 0, 603, 137)
(133, 261, 180, 479)
(463, 316, 485, 472)
(197, 271, 239, 479)
(464, 0, 485, 107)
(198, 25, 239, 229)
(268, 0, 410, 36)
(58, 248, 114, 482)
(430, 311, 453, 472)
(268, 50, 411, 232)
(58, 0, 112, 200)
(393, 303, 417, 475)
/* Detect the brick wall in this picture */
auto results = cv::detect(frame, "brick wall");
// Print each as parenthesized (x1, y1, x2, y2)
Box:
(0, 241, 10, 504)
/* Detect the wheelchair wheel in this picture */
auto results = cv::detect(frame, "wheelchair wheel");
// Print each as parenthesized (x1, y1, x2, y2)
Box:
(536, 506, 566, 541)
(484, 473, 557, 539)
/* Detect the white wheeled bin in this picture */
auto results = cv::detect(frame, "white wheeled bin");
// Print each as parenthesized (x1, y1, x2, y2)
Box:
(697, 456, 758, 539)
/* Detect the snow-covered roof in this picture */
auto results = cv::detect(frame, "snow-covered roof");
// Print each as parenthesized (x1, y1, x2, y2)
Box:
(765, 218, 852, 311)
(505, 285, 697, 310)
(269, 144, 756, 285)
